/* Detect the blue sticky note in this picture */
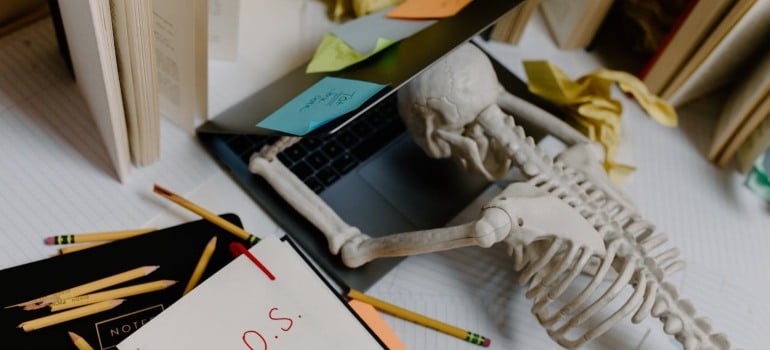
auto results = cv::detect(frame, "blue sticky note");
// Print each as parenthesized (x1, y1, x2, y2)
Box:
(257, 77, 387, 136)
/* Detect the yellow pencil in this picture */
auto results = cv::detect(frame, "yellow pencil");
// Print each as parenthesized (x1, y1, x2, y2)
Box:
(153, 184, 260, 245)
(18, 299, 124, 332)
(68, 331, 95, 350)
(44, 228, 157, 245)
(6, 265, 159, 310)
(183, 236, 217, 295)
(346, 289, 491, 347)
(50, 280, 177, 311)
(58, 241, 110, 255)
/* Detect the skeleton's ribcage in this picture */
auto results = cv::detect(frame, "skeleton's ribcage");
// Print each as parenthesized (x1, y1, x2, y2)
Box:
(512, 170, 729, 349)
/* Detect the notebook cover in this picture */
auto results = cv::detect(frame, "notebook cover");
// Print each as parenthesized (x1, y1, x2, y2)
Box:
(0, 214, 248, 349)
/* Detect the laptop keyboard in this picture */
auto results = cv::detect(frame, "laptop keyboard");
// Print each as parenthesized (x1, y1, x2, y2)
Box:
(222, 94, 406, 194)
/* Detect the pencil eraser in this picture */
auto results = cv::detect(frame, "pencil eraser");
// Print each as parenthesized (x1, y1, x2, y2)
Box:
(483, 338, 491, 347)
(44, 237, 54, 245)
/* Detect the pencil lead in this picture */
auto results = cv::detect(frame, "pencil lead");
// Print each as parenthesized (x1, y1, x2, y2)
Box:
(152, 184, 172, 197)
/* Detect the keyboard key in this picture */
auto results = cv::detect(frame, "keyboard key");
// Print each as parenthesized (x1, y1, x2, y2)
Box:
(332, 153, 358, 174)
(277, 152, 294, 166)
(283, 143, 308, 163)
(300, 137, 322, 149)
(321, 140, 344, 158)
(315, 167, 340, 186)
(306, 152, 330, 169)
(304, 177, 325, 193)
(336, 130, 360, 148)
(289, 161, 313, 180)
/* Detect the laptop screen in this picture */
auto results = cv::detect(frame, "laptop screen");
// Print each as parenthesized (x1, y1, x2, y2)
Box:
(197, 0, 523, 137)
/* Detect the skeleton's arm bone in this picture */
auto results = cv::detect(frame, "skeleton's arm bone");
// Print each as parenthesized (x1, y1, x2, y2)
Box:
(250, 156, 361, 255)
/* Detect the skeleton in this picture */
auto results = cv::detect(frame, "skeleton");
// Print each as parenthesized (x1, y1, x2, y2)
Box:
(249, 43, 732, 349)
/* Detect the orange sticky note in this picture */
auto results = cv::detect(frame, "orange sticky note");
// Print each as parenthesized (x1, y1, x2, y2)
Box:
(349, 299, 407, 350)
(387, 0, 473, 19)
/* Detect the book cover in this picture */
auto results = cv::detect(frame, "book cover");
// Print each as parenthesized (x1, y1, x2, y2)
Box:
(0, 215, 248, 349)
(638, 0, 733, 95)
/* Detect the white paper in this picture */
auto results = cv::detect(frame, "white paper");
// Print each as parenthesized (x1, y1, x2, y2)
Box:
(117, 235, 383, 349)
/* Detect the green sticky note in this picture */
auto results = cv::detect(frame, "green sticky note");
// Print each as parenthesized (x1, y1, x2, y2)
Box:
(306, 33, 395, 74)
(256, 77, 387, 136)
(745, 151, 770, 203)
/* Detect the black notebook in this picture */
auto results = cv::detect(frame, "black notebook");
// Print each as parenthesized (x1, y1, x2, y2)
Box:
(0, 214, 248, 349)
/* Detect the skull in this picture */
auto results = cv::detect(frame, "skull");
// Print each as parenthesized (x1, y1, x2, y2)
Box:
(397, 43, 511, 180)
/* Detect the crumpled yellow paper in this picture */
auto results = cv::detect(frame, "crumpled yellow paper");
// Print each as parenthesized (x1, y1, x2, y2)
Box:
(523, 60, 678, 185)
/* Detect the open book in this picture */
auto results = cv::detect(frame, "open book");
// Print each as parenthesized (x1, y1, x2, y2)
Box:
(55, 0, 207, 181)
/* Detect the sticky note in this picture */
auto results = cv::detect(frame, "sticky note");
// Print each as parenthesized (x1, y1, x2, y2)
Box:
(257, 77, 387, 136)
(307, 8, 435, 73)
(387, 0, 473, 19)
(348, 300, 407, 350)
(306, 33, 395, 74)
(745, 151, 770, 203)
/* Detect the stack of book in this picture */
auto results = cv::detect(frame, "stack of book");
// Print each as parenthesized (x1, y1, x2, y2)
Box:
(53, 0, 208, 181)
(539, 0, 615, 50)
(635, 0, 770, 108)
(708, 48, 770, 172)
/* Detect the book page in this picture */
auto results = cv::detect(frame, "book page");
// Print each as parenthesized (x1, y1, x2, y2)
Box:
(152, 0, 207, 133)
(110, 0, 160, 166)
(57, 0, 130, 181)
(117, 235, 384, 349)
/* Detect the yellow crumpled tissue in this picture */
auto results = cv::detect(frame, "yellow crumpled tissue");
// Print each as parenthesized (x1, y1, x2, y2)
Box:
(523, 60, 678, 185)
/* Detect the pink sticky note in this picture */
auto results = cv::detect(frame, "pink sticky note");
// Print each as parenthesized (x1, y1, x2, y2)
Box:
(387, 0, 474, 19)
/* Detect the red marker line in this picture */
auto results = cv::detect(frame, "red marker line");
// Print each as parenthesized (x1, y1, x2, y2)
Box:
(229, 242, 275, 280)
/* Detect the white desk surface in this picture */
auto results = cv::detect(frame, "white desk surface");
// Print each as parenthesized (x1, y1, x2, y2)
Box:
(1, 3, 768, 349)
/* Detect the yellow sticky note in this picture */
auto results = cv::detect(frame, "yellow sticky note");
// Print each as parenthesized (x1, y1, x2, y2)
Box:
(348, 299, 407, 350)
(306, 33, 395, 73)
(387, 0, 473, 19)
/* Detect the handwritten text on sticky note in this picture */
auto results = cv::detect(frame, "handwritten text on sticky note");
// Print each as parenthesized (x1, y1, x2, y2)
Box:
(257, 77, 387, 135)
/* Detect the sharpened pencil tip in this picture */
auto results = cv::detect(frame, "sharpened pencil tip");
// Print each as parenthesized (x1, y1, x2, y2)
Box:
(152, 184, 171, 196)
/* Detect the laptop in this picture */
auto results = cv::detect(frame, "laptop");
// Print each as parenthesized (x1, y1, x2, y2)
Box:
(197, 0, 528, 291)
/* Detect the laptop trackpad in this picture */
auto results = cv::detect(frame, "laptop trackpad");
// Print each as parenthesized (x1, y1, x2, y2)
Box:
(358, 135, 490, 229)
